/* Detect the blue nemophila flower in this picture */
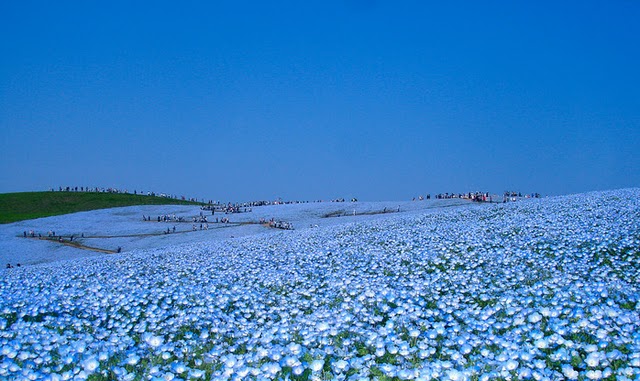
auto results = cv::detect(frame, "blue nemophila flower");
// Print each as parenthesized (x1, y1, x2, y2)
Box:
(143, 333, 163, 349)
(309, 359, 323, 372)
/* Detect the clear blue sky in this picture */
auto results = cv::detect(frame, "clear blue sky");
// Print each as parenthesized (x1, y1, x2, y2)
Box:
(1, 1, 639, 201)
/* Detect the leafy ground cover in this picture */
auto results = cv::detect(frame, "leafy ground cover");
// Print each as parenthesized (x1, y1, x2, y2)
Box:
(0, 192, 203, 224)
(0, 189, 638, 380)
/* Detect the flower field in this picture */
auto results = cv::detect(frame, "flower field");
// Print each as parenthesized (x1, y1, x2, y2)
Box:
(1, 189, 639, 380)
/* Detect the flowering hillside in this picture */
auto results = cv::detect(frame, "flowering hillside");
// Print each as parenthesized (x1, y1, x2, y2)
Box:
(1, 189, 639, 380)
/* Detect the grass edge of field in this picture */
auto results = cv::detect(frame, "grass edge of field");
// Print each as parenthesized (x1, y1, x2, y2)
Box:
(0, 191, 205, 224)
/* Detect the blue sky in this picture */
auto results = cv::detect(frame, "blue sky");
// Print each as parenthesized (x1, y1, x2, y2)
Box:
(1, 1, 638, 201)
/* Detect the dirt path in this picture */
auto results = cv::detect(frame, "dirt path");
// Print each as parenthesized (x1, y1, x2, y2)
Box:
(79, 222, 248, 239)
(23, 221, 263, 254)
(30, 237, 118, 254)
(322, 208, 400, 218)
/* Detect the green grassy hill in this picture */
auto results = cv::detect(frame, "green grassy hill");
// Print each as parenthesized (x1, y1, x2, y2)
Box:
(0, 192, 204, 224)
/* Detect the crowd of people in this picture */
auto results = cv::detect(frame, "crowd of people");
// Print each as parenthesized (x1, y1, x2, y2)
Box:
(51, 184, 544, 211)
(24, 230, 40, 238)
(503, 191, 541, 202)
(192, 223, 209, 231)
(147, 211, 233, 225)
(24, 186, 541, 249)
(201, 204, 252, 214)
(260, 218, 294, 230)
(210, 198, 351, 209)
(143, 214, 187, 223)
(434, 192, 472, 200)
(52, 186, 205, 203)
(413, 191, 541, 203)
(51, 185, 365, 210)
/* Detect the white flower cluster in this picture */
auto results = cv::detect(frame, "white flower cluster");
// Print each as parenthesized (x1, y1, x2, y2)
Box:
(0, 189, 639, 380)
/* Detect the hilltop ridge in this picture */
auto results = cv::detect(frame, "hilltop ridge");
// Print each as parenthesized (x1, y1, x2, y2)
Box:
(0, 191, 204, 224)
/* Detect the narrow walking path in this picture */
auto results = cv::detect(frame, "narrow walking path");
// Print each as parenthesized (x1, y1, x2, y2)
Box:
(23, 221, 264, 254)
(30, 237, 118, 254)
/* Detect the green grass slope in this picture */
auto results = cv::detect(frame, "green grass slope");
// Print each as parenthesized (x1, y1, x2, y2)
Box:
(0, 192, 204, 224)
